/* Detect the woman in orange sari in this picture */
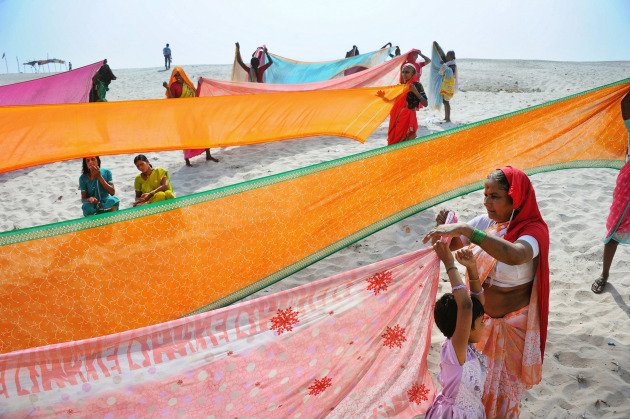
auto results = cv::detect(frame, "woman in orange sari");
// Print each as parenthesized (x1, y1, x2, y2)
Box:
(424, 166, 550, 418)
(387, 64, 428, 146)
(163, 66, 218, 167)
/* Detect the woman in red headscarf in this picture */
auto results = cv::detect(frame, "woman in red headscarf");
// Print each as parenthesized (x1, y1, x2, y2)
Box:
(423, 166, 550, 419)
(387, 63, 428, 146)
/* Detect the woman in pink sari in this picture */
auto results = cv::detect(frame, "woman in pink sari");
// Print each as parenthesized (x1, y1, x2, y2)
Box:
(592, 91, 630, 293)
(424, 166, 550, 418)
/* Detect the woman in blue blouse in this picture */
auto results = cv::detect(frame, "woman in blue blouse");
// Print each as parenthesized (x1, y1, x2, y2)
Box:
(79, 156, 120, 216)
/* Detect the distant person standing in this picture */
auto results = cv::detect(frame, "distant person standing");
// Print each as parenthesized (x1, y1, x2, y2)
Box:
(68, 62, 72, 71)
(163, 43, 172, 70)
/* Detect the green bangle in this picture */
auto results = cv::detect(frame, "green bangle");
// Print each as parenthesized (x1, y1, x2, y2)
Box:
(469, 228, 487, 245)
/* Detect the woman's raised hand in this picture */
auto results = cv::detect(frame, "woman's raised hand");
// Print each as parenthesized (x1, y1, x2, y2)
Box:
(455, 248, 476, 269)
(433, 241, 454, 266)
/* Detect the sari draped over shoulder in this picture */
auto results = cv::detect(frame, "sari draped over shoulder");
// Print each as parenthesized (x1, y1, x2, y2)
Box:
(605, 161, 630, 244)
(134, 167, 176, 203)
(387, 74, 418, 146)
(166, 66, 207, 160)
(464, 166, 549, 418)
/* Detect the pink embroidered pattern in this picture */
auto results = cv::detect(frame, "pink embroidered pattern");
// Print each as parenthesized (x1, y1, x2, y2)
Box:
(366, 271, 394, 295)
(270, 307, 299, 335)
(382, 324, 407, 349)
(308, 376, 332, 396)
(407, 383, 429, 404)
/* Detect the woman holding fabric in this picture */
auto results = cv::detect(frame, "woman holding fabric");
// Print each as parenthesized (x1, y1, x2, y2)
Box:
(235, 42, 273, 83)
(80, 156, 119, 216)
(163, 66, 218, 167)
(423, 166, 549, 418)
(428, 41, 458, 122)
(132, 155, 176, 207)
(387, 64, 428, 146)
(592, 91, 630, 293)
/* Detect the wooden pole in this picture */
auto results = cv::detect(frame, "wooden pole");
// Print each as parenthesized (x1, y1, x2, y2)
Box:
(16, 56, 20, 73)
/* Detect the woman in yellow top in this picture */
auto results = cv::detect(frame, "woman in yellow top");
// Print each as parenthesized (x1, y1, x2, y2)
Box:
(132, 154, 176, 207)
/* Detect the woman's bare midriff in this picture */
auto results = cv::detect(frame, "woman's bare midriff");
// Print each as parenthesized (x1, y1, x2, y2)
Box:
(482, 281, 533, 318)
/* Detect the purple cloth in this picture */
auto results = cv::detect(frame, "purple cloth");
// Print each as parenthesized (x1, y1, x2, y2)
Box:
(425, 339, 487, 418)
(0, 61, 104, 106)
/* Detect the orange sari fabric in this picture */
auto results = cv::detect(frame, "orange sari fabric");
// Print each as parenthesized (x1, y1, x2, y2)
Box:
(0, 81, 627, 354)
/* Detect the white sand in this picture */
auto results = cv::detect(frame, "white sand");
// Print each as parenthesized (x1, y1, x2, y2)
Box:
(1, 60, 630, 417)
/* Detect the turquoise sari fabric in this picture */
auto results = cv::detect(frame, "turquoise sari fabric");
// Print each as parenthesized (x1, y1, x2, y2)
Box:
(256, 48, 394, 84)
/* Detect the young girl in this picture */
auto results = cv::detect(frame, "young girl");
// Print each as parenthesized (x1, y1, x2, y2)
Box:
(425, 241, 487, 418)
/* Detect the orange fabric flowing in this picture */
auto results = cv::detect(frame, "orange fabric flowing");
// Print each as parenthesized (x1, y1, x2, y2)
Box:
(0, 85, 406, 174)
(0, 80, 628, 354)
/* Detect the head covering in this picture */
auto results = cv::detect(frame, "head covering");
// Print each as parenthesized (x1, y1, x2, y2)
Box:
(400, 63, 419, 85)
(499, 166, 550, 358)
(166, 66, 196, 98)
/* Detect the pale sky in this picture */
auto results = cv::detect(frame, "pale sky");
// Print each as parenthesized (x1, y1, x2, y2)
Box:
(1, 0, 629, 72)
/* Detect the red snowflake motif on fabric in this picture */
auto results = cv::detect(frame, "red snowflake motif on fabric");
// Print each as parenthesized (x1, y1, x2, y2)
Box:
(270, 307, 300, 335)
(308, 376, 332, 396)
(329, 311, 334, 315)
(366, 271, 394, 295)
(227, 351, 234, 356)
(407, 383, 430, 404)
(255, 382, 261, 387)
(177, 379, 183, 385)
(382, 324, 407, 349)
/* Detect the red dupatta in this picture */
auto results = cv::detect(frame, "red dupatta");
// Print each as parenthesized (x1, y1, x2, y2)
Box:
(500, 166, 550, 358)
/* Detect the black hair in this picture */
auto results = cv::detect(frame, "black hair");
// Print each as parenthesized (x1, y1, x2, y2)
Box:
(134, 154, 152, 168)
(82, 156, 101, 175)
(166, 43, 169, 47)
(434, 294, 484, 338)
(250, 57, 260, 68)
(406, 91, 421, 109)
(447, 50, 456, 59)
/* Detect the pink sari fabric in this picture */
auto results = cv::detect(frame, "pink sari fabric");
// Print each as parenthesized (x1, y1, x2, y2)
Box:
(605, 162, 630, 244)
(198, 53, 409, 97)
(0, 61, 104, 106)
(0, 248, 440, 418)
(466, 222, 542, 418)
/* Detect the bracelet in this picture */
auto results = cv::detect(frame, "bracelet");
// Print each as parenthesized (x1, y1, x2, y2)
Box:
(451, 284, 466, 292)
(470, 289, 484, 296)
(446, 266, 458, 274)
(468, 277, 480, 282)
(469, 228, 487, 245)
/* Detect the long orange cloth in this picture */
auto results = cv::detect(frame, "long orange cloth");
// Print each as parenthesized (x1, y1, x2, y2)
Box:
(0, 80, 628, 353)
(0, 85, 406, 174)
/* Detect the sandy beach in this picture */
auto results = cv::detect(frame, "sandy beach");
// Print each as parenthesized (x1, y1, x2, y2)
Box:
(1, 59, 629, 417)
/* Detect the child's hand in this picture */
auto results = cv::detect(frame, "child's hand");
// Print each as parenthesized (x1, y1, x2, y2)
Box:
(433, 241, 454, 266)
(455, 248, 476, 269)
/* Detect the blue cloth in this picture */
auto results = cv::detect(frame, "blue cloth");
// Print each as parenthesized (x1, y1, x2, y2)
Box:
(262, 47, 395, 84)
(79, 168, 119, 216)
(428, 44, 444, 110)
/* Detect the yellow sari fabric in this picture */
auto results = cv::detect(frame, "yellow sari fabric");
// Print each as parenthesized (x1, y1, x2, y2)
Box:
(134, 167, 175, 202)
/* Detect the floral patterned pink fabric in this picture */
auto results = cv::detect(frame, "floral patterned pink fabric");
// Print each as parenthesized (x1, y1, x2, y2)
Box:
(0, 247, 440, 418)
